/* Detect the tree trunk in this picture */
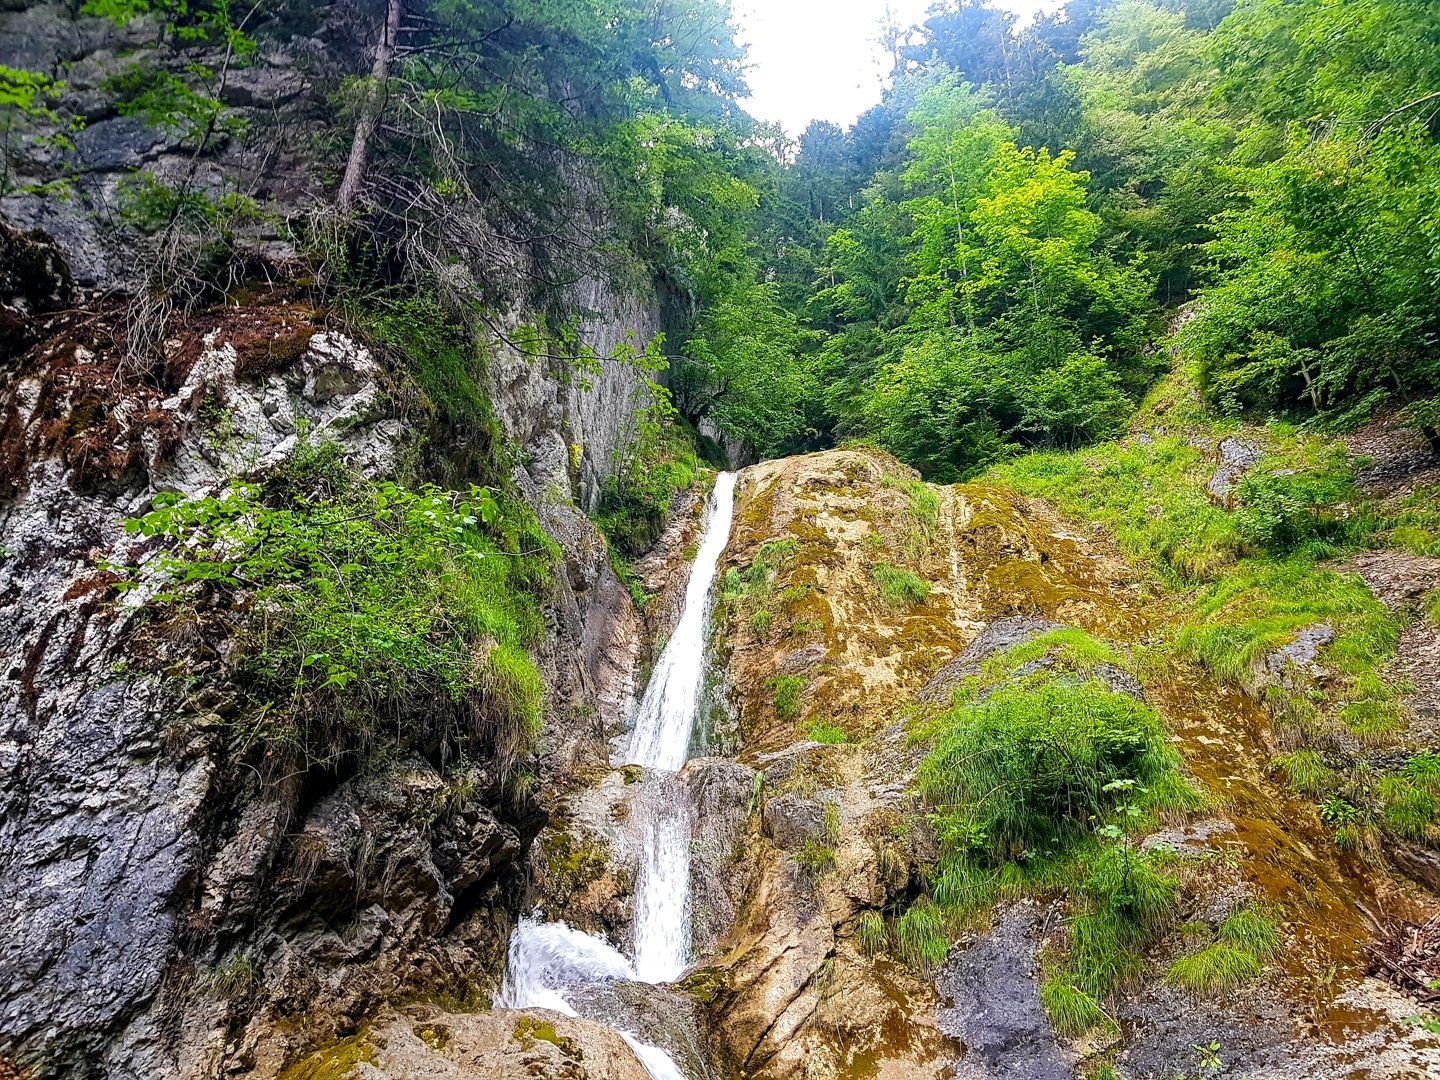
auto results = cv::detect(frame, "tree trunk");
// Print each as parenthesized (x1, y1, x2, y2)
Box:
(337, 0, 403, 214)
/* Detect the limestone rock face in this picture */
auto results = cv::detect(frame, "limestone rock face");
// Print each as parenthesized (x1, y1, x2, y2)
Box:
(0, 268, 651, 1077)
(696, 447, 1440, 1080)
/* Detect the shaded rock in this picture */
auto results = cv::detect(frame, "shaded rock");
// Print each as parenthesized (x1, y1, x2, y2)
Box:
(761, 792, 826, 851)
(917, 616, 1066, 703)
(937, 902, 1071, 1080)
(1207, 436, 1263, 506)
(683, 757, 757, 959)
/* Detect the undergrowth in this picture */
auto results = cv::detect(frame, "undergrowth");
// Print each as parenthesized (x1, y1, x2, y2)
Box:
(117, 438, 553, 774)
(991, 366, 1425, 850)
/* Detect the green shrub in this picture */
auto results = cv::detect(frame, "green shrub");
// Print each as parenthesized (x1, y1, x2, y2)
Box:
(119, 443, 551, 768)
(750, 609, 774, 635)
(595, 404, 701, 556)
(1234, 469, 1361, 555)
(920, 680, 1191, 862)
(872, 562, 931, 606)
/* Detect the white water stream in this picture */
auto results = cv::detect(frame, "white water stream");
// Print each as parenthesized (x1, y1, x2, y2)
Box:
(497, 472, 738, 1080)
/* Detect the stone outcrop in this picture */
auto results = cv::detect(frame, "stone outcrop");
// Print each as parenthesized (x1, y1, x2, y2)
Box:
(0, 241, 654, 1076)
(279, 1007, 656, 1080)
(690, 447, 1440, 1080)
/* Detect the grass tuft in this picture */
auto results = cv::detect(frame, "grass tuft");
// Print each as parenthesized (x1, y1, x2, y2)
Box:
(1166, 943, 1261, 996)
(872, 562, 931, 606)
(894, 898, 949, 974)
(1041, 974, 1114, 1038)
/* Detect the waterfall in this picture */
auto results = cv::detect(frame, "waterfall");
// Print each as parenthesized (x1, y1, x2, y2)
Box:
(497, 472, 738, 1080)
(628, 469, 736, 980)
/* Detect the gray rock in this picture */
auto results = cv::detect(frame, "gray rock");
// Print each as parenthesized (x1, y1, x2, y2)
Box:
(1207, 436, 1264, 506)
(937, 902, 1072, 1080)
(761, 792, 826, 851)
(1263, 623, 1334, 688)
(917, 616, 1067, 703)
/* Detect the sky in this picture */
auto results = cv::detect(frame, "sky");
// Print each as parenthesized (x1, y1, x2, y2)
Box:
(734, 0, 1068, 137)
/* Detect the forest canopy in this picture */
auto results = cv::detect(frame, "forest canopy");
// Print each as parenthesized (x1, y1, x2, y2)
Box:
(676, 0, 1440, 477)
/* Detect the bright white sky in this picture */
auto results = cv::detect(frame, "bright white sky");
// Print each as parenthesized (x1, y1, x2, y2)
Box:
(734, 0, 1068, 137)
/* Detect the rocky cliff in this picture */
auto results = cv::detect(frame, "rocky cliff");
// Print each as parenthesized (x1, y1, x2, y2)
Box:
(0, 4, 674, 1070)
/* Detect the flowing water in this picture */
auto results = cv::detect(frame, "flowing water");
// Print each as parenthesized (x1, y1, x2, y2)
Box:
(497, 472, 738, 1079)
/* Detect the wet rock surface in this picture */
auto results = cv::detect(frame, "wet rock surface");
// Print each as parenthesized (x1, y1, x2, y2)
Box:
(938, 903, 1071, 1080)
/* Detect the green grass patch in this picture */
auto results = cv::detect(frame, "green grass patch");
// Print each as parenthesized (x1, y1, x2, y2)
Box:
(857, 911, 887, 955)
(1218, 906, 1282, 957)
(1166, 943, 1261, 996)
(800, 720, 849, 744)
(872, 562, 931, 606)
(1274, 749, 1336, 797)
(920, 679, 1195, 863)
(893, 898, 949, 974)
(1166, 905, 1279, 996)
(769, 674, 806, 720)
(1040, 974, 1114, 1038)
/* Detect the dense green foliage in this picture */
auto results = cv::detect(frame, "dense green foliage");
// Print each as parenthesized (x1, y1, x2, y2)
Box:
(657, 0, 1440, 473)
(117, 441, 554, 772)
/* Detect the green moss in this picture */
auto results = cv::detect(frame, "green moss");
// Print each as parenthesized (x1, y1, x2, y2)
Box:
(276, 1033, 377, 1080)
(513, 1017, 577, 1054)
(800, 720, 849, 744)
(769, 674, 806, 720)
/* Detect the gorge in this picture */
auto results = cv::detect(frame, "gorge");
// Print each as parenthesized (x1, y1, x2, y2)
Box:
(3, 1, 1440, 1078)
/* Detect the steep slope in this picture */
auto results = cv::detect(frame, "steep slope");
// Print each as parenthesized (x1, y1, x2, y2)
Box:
(687, 446, 1440, 1079)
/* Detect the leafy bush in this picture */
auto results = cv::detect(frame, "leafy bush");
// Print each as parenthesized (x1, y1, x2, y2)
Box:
(1234, 469, 1361, 555)
(119, 442, 552, 769)
(596, 398, 702, 556)
(920, 680, 1189, 862)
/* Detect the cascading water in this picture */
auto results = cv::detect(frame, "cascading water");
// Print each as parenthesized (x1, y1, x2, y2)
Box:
(497, 472, 738, 1080)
